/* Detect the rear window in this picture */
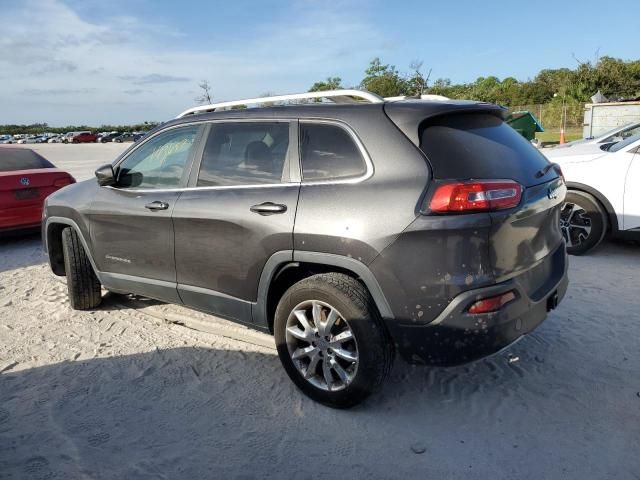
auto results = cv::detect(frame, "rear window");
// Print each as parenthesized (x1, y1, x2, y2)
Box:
(300, 123, 366, 181)
(419, 113, 551, 186)
(0, 149, 55, 172)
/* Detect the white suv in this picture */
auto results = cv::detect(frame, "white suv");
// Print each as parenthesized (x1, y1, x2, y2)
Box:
(544, 133, 640, 254)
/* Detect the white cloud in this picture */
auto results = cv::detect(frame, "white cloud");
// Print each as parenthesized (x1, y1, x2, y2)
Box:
(0, 0, 389, 125)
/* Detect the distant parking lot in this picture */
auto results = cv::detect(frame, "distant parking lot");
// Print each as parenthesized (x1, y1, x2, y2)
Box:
(4, 143, 129, 180)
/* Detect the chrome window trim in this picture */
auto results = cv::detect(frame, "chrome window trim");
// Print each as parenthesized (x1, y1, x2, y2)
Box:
(105, 182, 300, 193)
(108, 118, 373, 193)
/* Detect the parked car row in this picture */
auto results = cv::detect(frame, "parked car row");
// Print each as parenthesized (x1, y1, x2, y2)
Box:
(0, 131, 145, 145)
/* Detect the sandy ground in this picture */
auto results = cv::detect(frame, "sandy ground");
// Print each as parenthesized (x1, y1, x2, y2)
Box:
(1, 144, 639, 479)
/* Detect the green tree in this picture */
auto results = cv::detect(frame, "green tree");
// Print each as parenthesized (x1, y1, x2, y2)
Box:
(308, 77, 343, 92)
(407, 60, 431, 96)
(360, 57, 411, 97)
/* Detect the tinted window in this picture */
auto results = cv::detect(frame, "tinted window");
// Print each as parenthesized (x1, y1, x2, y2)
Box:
(419, 113, 551, 186)
(300, 123, 366, 181)
(0, 148, 55, 171)
(197, 122, 289, 187)
(117, 125, 200, 189)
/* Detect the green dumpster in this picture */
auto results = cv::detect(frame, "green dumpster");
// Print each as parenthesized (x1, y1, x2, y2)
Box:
(506, 111, 544, 141)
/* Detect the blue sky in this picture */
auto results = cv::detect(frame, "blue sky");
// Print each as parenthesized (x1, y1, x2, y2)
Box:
(0, 0, 638, 126)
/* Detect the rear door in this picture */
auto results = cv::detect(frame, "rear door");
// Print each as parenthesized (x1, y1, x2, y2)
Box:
(88, 124, 203, 303)
(172, 120, 299, 325)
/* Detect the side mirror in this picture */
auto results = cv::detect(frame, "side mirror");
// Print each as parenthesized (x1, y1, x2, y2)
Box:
(95, 164, 116, 186)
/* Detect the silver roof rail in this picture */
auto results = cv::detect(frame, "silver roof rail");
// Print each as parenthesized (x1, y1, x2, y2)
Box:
(176, 89, 384, 118)
(384, 94, 450, 101)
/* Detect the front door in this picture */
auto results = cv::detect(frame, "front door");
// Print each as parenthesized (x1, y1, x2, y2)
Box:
(89, 124, 204, 303)
(172, 121, 299, 325)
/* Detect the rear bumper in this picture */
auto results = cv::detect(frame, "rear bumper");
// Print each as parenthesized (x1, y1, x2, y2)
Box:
(386, 243, 569, 366)
(0, 205, 43, 232)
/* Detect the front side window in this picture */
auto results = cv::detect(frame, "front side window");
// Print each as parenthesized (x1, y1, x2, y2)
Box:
(197, 122, 290, 187)
(300, 123, 366, 181)
(117, 125, 200, 189)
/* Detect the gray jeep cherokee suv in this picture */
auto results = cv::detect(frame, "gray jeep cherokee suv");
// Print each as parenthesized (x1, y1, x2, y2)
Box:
(43, 90, 568, 408)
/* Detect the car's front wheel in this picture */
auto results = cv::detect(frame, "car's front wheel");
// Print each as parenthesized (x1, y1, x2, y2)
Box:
(274, 273, 393, 408)
(561, 191, 607, 255)
(61, 227, 102, 310)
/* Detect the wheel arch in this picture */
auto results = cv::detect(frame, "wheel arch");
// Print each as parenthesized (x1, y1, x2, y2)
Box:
(254, 251, 394, 333)
(565, 181, 619, 234)
(44, 217, 101, 279)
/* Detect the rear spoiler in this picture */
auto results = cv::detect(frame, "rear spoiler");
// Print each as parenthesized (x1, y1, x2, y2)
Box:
(384, 101, 507, 147)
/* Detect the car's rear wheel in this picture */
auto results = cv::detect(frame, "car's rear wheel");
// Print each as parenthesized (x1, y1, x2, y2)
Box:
(561, 191, 607, 255)
(61, 227, 102, 310)
(274, 273, 393, 408)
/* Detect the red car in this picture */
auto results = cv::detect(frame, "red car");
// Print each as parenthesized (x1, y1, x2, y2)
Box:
(71, 132, 97, 143)
(0, 148, 75, 232)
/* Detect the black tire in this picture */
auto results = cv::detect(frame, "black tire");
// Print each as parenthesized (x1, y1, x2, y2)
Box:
(274, 273, 393, 408)
(561, 190, 607, 255)
(61, 227, 102, 310)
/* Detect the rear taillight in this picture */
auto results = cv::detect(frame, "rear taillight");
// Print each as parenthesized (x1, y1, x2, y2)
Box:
(468, 291, 516, 314)
(428, 180, 523, 213)
(53, 176, 75, 187)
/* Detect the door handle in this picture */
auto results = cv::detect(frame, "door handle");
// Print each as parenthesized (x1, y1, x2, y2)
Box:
(250, 202, 287, 215)
(145, 201, 169, 211)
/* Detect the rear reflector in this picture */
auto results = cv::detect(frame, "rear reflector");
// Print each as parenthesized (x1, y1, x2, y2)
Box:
(428, 180, 523, 213)
(53, 177, 75, 187)
(468, 291, 516, 314)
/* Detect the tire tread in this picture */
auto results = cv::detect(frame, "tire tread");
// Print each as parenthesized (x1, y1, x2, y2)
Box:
(62, 227, 101, 310)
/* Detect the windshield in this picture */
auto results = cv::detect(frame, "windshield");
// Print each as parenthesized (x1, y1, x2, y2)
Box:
(608, 132, 640, 153)
(597, 122, 640, 143)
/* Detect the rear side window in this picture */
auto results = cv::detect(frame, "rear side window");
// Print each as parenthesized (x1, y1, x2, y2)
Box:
(419, 113, 550, 186)
(197, 122, 289, 187)
(0, 149, 54, 171)
(300, 123, 366, 181)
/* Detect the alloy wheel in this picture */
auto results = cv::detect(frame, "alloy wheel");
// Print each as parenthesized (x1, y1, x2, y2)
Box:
(560, 202, 592, 248)
(285, 300, 358, 392)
